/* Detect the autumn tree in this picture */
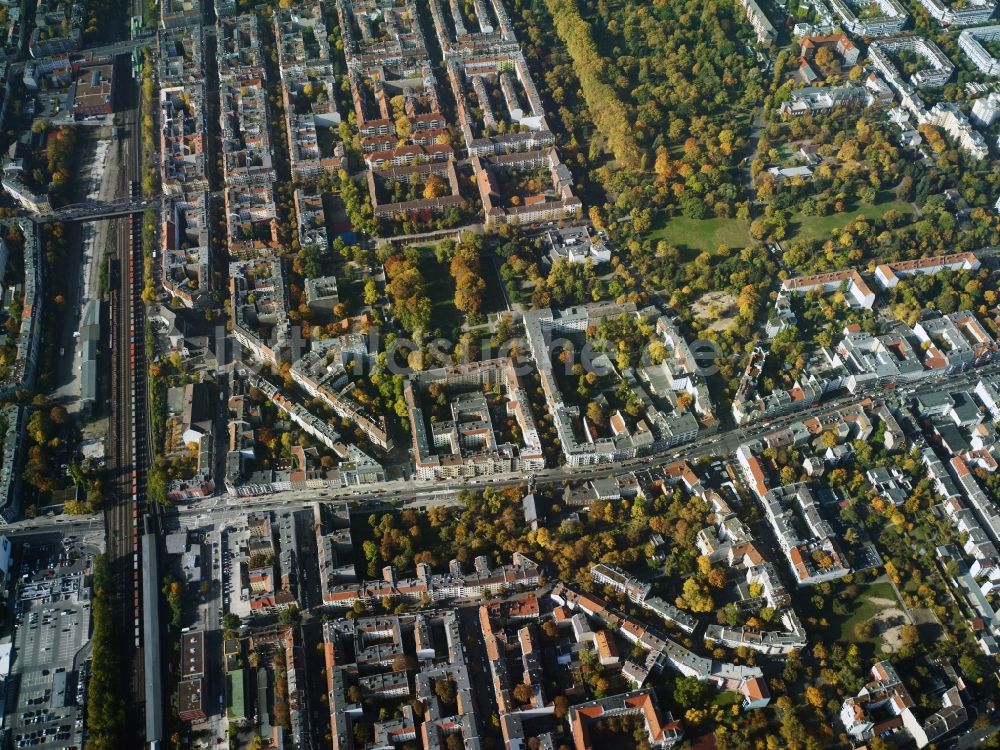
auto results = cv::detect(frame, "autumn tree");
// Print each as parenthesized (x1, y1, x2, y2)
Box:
(449, 237, 487, 318)
(677, 577, 713, 613)
(384, 253, 432, 334)
(512, 682, 533, 705)
(804, 685, 824, 708)
(586, 401, 605, 426)
(423, 174, 448, 200)
(434, 677, 457, 707)
(673, 676, 709, 708)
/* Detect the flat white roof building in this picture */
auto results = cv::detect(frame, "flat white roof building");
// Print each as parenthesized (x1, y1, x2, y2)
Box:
(960, 25, 1000, 76)
(917, 0, 997, 26)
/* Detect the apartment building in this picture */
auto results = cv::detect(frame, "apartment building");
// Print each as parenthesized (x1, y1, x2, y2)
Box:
(273, 6, 346, 180)
(428, 0, 518, 54)
(918, 0, 997, 25)
(406, 358, 545, 480)
(0, 405, 24, 523)
(215, 0, 236, 18)
(218, 15, 282, 258)
(779, 83, 869, 115)
(737, 0, 777, 47)
(551, 582, 770, 706)
(762, 483, 851, 585)
(224, 184, 279, 258)
(367, 160, 466, 218)
(289, 336, 390, 450)
(1, 176, 51, 214)
(158, 21, 210, 264)
(923, 102, 989, 160)
(229, 259, 291, 365)
(0, 221, 42, 405)
(331, 443, 386, 486)
(950, 454, 1000, 548)
(158, 24, 204, 84)
(835, 324, 927, 391)
(161, 0, 201, 29)
(731, 347, 826, 426)
(162, 193, 210, 308)
(336, 0, 450, 168)
(336, 0, 459, 220)
(428, 0, 550, 153)
(524, 305, 621, 466)
(913, 312, 997, 374)
(219, 77, 274, 186)
(473, 148, 581, 228)
(570, 691, 683, 749)
(293, 186, 328, 251)
(591, 564, 652, 604)
(426, 0, 584, 230)
(972, 93, 1000, 126)
(841, 661, 966, 748)
(160, 86, 208, 194)
(874, 251, 980, 288)
(546, 225, 612, 265)
(869, 37, 955, 89)
(304, 276, 339, 314)
(323, 553, 541, 606)
(827, 0, 909, 36)
(800, 33, 860, 65)
(253, 375, 342, 451)
(29, 0, 82, 57)
(781, 268, 876, 309)
(960, 25, 1000, 76)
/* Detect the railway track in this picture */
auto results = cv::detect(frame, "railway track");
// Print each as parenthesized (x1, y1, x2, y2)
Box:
(104, 91, 150, 747)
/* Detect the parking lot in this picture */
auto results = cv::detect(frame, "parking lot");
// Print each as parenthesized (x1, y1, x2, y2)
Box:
(221, 523, 252, 621)
(4, 540, 92, 750)
(8, 602, 88, 748)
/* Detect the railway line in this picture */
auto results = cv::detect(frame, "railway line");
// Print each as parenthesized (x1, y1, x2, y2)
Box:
(104, 67, 151, 747)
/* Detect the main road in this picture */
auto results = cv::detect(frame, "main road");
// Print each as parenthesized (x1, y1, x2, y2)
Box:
(11, 358, 1000, 539)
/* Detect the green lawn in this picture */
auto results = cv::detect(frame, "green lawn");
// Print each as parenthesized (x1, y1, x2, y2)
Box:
(647, 216, 751, 254)
(395, 245, 461, 334)
(775, 143, 795, 160)
(832, 580, 899, 644)
(712, 691, 743, 708)
(482, 255, 510, 315)
(788, 197, 915, 243)
(420, 256, 459, 333)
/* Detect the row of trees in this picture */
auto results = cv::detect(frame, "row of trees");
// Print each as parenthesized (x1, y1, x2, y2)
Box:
(21, 402, 70, 496)
(42, 126, 77, 205)
(338, 170, 377, 237)
(162, 574, 184, 628)
(542, 0, 644, 169)
(85, 555, 125, 750)
(138, 45, 162, 511)
(439, 236, 487, 321)
(139, 50, 158, 198)
(384, 251, 432, 335)
(83, 0, 120, 44)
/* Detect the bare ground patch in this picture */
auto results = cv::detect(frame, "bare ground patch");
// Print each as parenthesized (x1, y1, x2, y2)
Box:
(869, 596, 910, 653)
(692, 290, 739, 333)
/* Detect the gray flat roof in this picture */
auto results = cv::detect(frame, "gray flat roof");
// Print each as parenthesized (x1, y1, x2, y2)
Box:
(142, 532, 164, 744)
